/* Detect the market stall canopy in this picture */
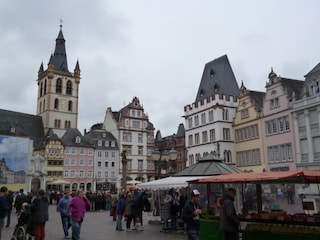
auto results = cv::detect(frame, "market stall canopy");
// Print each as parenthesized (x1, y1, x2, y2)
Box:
(137, 154, 242, 190)
(47, 179, 71, 185)
(190, 170, 320, 184)
(174, 154, 242, 176)
(136, 176, 209, 190)
(126, 180, 142, 185)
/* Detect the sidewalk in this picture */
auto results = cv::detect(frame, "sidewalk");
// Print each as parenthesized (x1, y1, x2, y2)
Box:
(2, 205, 186, 240)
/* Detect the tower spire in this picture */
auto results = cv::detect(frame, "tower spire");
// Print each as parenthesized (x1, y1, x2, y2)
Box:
(48, 21, 69, 72)
(60, 18, 63, 30)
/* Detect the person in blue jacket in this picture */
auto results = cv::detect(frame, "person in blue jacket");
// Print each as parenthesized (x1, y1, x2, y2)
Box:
(115, 192, 126, 231)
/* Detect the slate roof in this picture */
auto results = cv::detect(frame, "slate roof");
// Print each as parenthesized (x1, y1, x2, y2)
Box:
(83, 130, 118, 150)
(195, 55, 239, 102)
(280, 78, 304, 100)
(305, 62, 320, 78)
(48, 29, 69, 72)
(249, 91, 265, 112)
(0, 109, 44, 147)
(34, 128, 61, 150)
(61, 128, 91, 147)
(176, 123, 185, 137)
(174, 154, 242, 176)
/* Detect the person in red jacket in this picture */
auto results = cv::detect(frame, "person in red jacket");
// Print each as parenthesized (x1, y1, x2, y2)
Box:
(67, 190, 90, 240)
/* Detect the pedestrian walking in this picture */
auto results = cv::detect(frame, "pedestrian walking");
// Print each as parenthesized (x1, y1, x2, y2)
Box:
(30, 189, 49, 240)
(58, 190, 73, 239)
(5, 190, 13, 227)
(125, 192, 133, 232)
(182, 189, 202, 240)
(0, 186, 8, 240)
(220, 188, 240, 240)
(115, 192, 125, 231)
(67, 190, 90, 240)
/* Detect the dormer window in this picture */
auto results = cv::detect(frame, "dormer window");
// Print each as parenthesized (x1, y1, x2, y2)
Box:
(111, 141, 115, 147)
(199, 89, 204, 97)
(10, 127, 15, 133)
(210, 69, 215, 77)
(75, 136, 81, 144)
(102, 133, 106, 138)
(213, 83, 219, 92)
(105, 141, 109, 147)
(98, 140, 102, 146)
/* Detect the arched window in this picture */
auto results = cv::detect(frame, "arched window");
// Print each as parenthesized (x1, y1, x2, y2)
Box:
(68, 101, 72, 111)
(43, 100, 46, 111)
(55, 119, 61, 128)
(66, 81, 72, 95)
(39, 102, 42, 113)
(64, 120, 71, 129)
(54, 99, 59, 109)
(56, 78, 62, 93)
(40, 82, 43, 97)
(44, 79, 47, 94)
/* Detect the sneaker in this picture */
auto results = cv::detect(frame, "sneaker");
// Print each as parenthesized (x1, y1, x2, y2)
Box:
(65, 236, 71, 239)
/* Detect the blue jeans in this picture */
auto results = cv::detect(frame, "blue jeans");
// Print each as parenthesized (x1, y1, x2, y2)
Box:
(6, 209, 11, 227)
(171, 215, 177, 230)
(186, 229, 200, 240)
(61, 215, 71, 237)
(105, 202, 111, 210)
(71, 220, 82, 240)
(116, 214, 123, 230)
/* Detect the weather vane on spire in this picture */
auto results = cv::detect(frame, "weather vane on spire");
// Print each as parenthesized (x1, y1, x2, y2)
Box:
(60, 18, 63, 29)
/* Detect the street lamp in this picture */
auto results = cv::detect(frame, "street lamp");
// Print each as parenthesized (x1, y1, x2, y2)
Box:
(121, 150, 128, 189)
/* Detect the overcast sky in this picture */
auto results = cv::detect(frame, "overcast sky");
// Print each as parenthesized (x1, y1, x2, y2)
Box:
(1, 1, 320, 137)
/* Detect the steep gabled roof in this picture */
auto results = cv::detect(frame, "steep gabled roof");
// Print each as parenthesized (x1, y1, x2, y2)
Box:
(280, 78, 304, 100)
(249, 91, 265, 112)
(61, 128, 91, 147)
(195, 55, 239, 102)
(0, 109, 44, 147)
(304, 62, 320, 78)
(176, 123, 185, 137)
(48, 28, 69, 72)
(83, 130, 118, 150)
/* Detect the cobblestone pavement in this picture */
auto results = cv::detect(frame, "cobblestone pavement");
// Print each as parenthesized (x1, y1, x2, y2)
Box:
(2, 205, 186, 240)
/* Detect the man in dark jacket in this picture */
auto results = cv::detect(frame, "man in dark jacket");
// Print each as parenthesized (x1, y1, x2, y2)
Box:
(0, 186, 8, 240)
(220, 188, 240, 240)
(30, 189, 49, 240)
(14, 189, 28, 214)
(5, 190, 13, 227)
(182, 189, 202, 240)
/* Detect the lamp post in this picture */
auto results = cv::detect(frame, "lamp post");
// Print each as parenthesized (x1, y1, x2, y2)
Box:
(121, 150, 128, 190)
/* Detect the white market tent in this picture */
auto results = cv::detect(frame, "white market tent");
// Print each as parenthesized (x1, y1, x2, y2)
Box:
(137, 154, 242, 190)
(136, 176, 208, 190)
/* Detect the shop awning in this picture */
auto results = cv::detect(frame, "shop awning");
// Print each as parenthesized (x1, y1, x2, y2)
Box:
(190, 170, 320, 184)
(136, 176, 209, 190)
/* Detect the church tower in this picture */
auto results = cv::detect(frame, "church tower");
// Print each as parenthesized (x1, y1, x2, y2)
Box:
(36, 24, 80, 138)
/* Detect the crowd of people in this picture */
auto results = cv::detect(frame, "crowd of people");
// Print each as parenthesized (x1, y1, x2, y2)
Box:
(0, 185, 241, 240)
(0, 186, 153, 240)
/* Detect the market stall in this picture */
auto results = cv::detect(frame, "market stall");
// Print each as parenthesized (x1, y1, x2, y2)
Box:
(189, 170, 320, 240)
